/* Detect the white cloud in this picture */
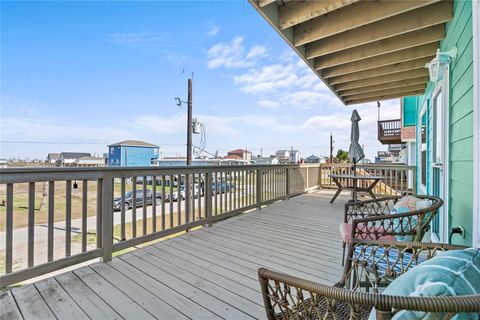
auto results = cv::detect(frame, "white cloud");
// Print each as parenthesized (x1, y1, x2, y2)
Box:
(206, 26, 220, 37)
(258, 100, 279, 109)
(207, 36, 267, 69)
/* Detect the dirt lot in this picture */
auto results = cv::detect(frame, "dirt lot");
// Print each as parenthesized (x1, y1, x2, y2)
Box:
(0, 181, 178, 230)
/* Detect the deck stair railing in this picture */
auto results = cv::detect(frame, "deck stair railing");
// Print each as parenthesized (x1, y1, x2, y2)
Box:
(0, 164, 313, 287)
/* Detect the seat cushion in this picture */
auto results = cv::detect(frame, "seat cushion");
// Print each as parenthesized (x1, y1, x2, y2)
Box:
(393, 195, 433, 213)
(391, 196, 433, 242)
(340, 223, 397, 241)
(369, 248, 480, 319)
(354, 245, 425, 278)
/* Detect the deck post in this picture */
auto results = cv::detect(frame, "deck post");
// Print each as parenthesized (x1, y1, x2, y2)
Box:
(256, 168, 262, 208)
(285, 167, 290, 199)
(205, 171, 213, 227)
(102, 173, 114, 262)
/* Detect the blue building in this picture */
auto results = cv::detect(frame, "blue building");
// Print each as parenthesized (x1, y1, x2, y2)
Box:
(107, 140, 159, 167)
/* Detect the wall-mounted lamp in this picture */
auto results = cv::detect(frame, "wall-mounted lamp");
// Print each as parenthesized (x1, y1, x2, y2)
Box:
(425, 47, 457, 82)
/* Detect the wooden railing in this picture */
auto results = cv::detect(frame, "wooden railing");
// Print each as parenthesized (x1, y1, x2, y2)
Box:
(0, 164, 314, 287)
(319, 163, 416, 196)
(378, 119, 402, 144)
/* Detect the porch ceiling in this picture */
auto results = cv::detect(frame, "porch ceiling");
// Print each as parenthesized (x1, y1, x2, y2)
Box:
(248, 0, 454, 105)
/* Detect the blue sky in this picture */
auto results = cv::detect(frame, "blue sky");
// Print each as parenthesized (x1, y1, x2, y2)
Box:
(1, 1, 399, 160)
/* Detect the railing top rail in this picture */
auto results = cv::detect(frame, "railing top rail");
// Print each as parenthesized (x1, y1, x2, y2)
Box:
(0, 164, 318, 184)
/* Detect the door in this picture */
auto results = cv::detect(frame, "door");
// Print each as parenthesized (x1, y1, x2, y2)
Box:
(431, 82, 449, 242)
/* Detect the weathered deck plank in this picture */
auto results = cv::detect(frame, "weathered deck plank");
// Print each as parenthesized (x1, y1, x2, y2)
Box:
(4, 190, 347, 320)
(0, 291, 22, 320)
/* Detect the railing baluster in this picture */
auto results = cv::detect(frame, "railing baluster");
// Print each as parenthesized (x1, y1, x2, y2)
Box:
(82, 180, 88, 252)
(48, 181, 54, 262)
(132, 178, 137, 239)
(177, 175, 181, 226)
(96, 179, 103, 248)
(142, 176, 147, 235)
(214, 172, 218, 216)
(161, 175, 166, 230)
(152, 176, 156, 233)
(6, 183, 13, 273)
(192, 174, 196, 220)
(120, 177, 126, 241)
(65, 180, 72, 257)
(197, 174, 202, 219)
(229, 171, 232, 211)
(169, 175, 174, 228)
(219, 172, 223, 214)
(28, 182, 35, 267)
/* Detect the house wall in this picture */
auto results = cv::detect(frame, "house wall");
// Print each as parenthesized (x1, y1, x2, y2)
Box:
(108, 146, 159, 167)
(415, 0, 474, 245)
(402, 96, 418, 126)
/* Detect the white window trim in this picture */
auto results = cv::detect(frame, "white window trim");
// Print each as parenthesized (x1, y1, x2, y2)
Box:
(473, 0, 480, 247)
(418, 101, 428, 194)
(430, 68, 450, 243)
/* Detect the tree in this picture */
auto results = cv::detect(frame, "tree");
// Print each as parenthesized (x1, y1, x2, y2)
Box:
(336, 149, 350, 163)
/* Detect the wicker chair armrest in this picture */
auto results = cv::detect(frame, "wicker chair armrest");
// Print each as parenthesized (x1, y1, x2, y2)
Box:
(258, 268, 480, 320)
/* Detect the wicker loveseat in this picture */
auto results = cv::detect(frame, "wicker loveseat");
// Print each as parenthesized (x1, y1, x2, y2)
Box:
(340, 195, 443, 262)
(258, 240, 480, 319)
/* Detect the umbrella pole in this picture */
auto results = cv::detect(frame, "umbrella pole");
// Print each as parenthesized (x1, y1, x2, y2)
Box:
(352, 158, 357, 202)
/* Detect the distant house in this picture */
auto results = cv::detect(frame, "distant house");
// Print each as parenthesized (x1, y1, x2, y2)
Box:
(275, 149, 301, 163)
(226, 149, 252, 161)
(46, 153, 61, 165)
(252, 156, 279, 165)
(60, 152, 92, 166)
(305, 155, 320, 163)
(108, 140, 159, 167)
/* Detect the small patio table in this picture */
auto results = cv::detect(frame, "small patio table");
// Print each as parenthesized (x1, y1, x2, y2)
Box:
(328, 174, 382, 203)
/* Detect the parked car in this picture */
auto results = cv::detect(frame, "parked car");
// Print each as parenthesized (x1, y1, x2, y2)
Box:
(179, 184, 203, 199)
(212, 181, 235, 194)
(113, 189, 162, 211)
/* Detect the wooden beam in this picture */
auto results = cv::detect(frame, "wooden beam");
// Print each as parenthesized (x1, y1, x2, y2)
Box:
(305, 1, 452, 56)
(339, 76, 429, 97)
(312, 25, 445, 67)
(343, 84, 427, 101)
(294, 0, 439, 46)
(328, 56, 434, 85)
(259, 0, 276, 7)
(345, 90, 425, 105)
(279, 0, 359, 30)
(334, 68, 430, 91)
(321, 43, 438, 78)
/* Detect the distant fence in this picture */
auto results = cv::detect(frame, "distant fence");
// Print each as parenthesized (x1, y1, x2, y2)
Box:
(319, 163, 416, 196)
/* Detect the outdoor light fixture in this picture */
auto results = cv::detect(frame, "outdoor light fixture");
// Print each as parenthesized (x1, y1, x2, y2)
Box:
(425, 47, 457, 82)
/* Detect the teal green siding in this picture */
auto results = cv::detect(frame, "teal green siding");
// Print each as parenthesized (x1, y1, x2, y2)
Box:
(415, 0, 473, 245)
(402, 96, 418, 126)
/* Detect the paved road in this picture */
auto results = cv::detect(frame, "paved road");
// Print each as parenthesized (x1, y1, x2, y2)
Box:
(0, 191, 241, 270)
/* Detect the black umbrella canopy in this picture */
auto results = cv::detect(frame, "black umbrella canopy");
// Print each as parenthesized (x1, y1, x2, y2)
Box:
(348, 109, 365, 163)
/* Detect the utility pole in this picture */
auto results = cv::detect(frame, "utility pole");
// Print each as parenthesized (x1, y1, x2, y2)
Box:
(185, 77, 193, 224)
(330, 134, 334, 164)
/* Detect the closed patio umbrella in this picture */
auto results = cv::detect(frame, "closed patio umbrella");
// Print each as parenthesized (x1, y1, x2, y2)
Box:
(348, 110, 365, 202)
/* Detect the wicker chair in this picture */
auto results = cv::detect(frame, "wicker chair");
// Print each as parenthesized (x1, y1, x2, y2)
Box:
(258, 240, 480, 320)
(340, 195, 443, 263)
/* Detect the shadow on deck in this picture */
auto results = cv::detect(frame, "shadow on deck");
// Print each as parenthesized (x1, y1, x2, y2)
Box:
(1, 190, 349, 320)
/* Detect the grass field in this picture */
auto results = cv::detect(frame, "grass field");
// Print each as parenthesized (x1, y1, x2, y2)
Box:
(0, 181, 178, 230)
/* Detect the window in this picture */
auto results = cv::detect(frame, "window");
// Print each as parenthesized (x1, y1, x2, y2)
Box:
(433, 90, 443, 164)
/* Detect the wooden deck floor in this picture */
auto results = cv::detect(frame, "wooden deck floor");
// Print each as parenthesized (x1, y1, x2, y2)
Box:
(1, 190, 348, 320)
